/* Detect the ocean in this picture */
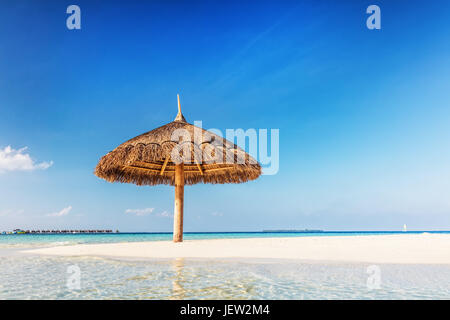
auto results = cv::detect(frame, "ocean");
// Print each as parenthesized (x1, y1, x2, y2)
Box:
(1, 232, 449, 299)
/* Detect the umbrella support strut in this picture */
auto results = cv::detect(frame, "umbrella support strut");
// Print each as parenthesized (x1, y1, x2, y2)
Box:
(173, 163, 184, 242)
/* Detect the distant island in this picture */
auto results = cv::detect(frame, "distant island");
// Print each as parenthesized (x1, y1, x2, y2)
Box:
(262, 229, 324, 233)
(1, 229, 117, 235)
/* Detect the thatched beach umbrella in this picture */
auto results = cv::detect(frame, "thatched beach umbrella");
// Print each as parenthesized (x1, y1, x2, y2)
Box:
(95, 95, 261, 242)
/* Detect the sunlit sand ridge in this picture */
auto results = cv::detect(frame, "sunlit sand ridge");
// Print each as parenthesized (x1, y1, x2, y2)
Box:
(24, 234, 450, 264)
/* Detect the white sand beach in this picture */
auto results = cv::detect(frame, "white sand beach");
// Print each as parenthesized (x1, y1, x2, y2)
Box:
(24, 234, 450, 264)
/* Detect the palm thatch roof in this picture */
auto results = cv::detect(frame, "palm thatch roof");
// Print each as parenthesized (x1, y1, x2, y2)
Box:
(94, 100, 262, 186)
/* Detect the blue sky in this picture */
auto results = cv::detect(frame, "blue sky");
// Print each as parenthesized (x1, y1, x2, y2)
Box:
(1, 0, 450, 231)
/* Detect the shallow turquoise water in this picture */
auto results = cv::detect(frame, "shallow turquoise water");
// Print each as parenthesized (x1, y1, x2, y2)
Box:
(0, 253, 449, 299)
(0, 232, 449, 299)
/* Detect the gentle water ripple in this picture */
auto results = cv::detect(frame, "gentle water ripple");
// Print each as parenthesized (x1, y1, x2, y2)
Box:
(0, 253, 449, 299)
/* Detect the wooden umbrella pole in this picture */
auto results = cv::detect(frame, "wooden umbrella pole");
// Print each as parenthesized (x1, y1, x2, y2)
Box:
(173, 163, 184, 242)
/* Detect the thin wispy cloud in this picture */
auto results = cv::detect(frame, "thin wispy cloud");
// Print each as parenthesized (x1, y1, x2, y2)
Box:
(125, 208, 155, 216)
(125, 208, 173, 218)
(156, 211, 173, 218)
(46, 206, 72, 217)
(209, 6, 300, 90)
(211, 212, 223, 217)
(0, 146, 53, 173)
